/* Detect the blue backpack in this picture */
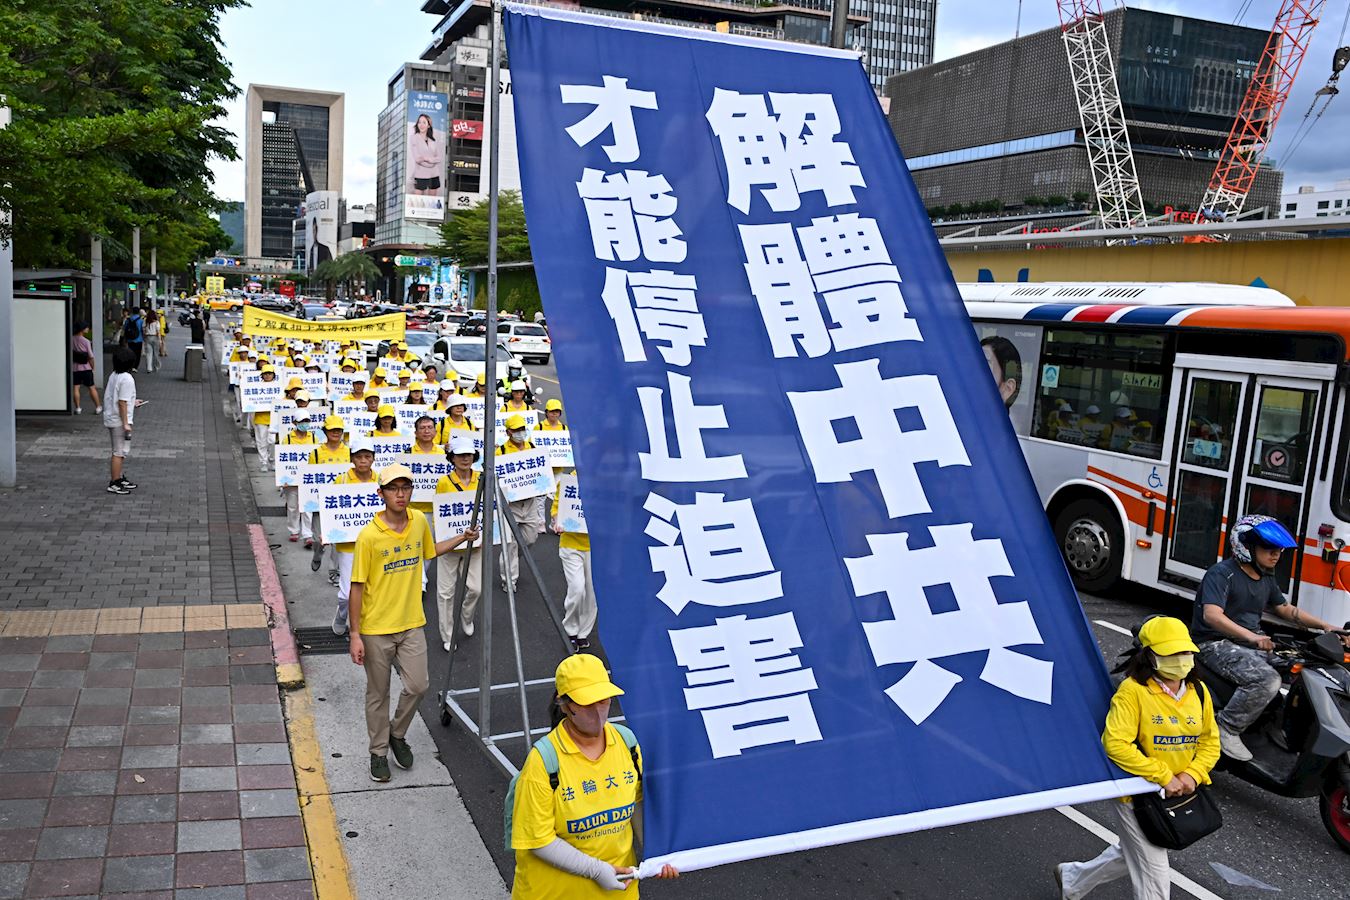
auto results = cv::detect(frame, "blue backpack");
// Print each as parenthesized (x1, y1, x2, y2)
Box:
(503, 722, 641, 850)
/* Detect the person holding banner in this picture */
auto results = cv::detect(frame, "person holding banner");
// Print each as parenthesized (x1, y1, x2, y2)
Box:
(470, 373, 490, 398)
(498, 415, 546, 592)
(370, 404, 404, 438)
(397, 370, 413, 391)
(435, 434, 483, 649)
(552, 470, 595, 652)
(332, 436, 378, 636)
(252, 365, 279, 471)
(409, 414, 442, 589)
(348, 463, 479, 783)
(432, 380, 457, 411)
(510, 654, 678, 895)
(341, 372, 368, 404)
(364, 393, 382, 415)
(1055, 617, 1219, 899)
(281, 412, 319, 546)
(309, 415, 352, 585)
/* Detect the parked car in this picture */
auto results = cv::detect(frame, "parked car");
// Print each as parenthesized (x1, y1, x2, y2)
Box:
(497, 321, 551, 365)
(433, 337, 529, 393)
(458, 316, 488, 337)
(430, 310, 470, 337)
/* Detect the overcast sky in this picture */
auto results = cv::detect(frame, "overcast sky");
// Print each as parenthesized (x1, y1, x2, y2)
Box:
(208, 0, 1349, 204)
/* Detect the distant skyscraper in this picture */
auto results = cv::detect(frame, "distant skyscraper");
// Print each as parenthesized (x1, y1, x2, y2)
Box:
(244, 85, 345, 260)
(856, 0, 938, 90)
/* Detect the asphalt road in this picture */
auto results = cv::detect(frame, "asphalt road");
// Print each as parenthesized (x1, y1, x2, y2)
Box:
(219, 312, 1350, 896)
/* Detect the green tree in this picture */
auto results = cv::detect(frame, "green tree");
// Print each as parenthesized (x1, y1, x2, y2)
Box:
(0, 0, 244, 270)
(429, 190, 531, 267)
(313, 253, 382, 300)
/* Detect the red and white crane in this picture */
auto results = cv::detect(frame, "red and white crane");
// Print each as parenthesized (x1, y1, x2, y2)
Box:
(1056, 0, 1147, 230)
(1199, 0, 1327, 223)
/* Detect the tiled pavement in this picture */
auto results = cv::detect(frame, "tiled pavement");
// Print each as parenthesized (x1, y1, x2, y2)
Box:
(0, 323, 317, 898)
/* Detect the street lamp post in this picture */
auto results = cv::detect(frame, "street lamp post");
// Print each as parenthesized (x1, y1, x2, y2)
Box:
(0, 103, 14, 487)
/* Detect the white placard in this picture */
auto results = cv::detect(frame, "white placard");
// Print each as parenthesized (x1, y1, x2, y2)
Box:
(371, 436, 412, 469)
(396, 404, 436, 433)
(494, 448, 555, 502)
(491, 409, 539, 434)
(434, 491, 500, 548)
(298, 464, 353, 512)
(270, 403, 328, 435)
(298, 372, 327, 397)
(461, 395, 488, 422)
(274, 445, 314, 487)
(317, 483, 384, 543)
(395, 453, 453, 502)
(228, 361, 245, 386)
(533, 430, 574, 467)
(239, 375, 282, 413)
(376, 386, 408, 402)
(555, 473, 587, 534)
(334, 400, 369, 420)
(344, 412, 377, 435)
(222, 342, 239, 367)
(328, 373, 356, 401)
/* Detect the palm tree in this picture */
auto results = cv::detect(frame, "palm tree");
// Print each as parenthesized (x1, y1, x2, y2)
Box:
(312, 254, 382, 300)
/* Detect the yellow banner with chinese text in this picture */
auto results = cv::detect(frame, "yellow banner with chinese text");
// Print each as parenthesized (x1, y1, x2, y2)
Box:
(242, 308, 406, 342)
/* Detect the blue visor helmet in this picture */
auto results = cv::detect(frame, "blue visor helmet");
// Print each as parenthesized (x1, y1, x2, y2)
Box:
(1230, 514, 1297, 564)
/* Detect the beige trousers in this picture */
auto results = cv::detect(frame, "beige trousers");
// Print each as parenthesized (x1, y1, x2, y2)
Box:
(361, 628, 429, 756)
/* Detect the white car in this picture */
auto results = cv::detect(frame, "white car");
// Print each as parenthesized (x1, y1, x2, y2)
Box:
(434, 337, 531, 393)
(497, 321, 551, 365)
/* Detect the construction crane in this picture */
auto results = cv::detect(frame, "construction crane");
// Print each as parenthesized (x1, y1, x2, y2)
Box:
(1056, 0, 1147, 231)
(1198, 0, 1326, 223)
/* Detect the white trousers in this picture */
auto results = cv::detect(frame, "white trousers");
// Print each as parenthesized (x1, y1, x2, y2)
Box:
(499, 497, 543, 587)
(1059, 802, 1171, 900)
(253, 424, 272, 470)
(284, 487, 312, 539)
(336, 552, 354, 616)
(314, 517, 337, 573)
(559, 546, 596, 639)
(144, 339, 159, 372)
(436, 548, 482, 644)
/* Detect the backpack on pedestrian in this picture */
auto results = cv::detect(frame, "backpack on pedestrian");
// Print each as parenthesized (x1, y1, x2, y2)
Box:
(502, 722, 640, 850)
(122, 315, 142, 345)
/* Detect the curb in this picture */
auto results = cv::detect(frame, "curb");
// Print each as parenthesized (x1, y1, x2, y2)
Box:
(285, 684, 357, 899)
(250, 522, 306, 689)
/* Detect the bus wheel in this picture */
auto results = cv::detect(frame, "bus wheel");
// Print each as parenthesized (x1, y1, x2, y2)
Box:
(1054, 499, 1123, 593)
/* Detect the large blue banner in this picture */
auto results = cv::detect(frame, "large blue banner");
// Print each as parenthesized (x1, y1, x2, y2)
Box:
(505, 5, 1148, 874)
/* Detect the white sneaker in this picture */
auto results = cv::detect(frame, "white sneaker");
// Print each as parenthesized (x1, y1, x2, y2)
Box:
(95, 405, 103, 414)
(460, 620, 475, 638)
(1218, 725, 1254, 761)
(442, 641, 451, 652)
(75, 406, 82, 414)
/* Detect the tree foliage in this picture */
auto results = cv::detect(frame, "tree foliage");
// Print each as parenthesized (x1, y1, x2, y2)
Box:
(0, 0, 244, 270)
(429, 190, 532, 267)
(312, 253, 381, 299)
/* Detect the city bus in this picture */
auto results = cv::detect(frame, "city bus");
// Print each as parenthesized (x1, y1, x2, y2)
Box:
(962, 281, 1350, 627)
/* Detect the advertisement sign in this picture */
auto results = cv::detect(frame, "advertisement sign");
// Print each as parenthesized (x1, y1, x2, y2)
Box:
(405, 91, 450, 222)
(505, 6, 1147, 877)
(972, 322, 1042, 437)
(305, 191, 338, 274)
(205, 276, 226, 296)
(455, 45, 488, 68)
(454, 85, 485, 100)
(450, 158, 481, 173)
(452, 119, 485, 141)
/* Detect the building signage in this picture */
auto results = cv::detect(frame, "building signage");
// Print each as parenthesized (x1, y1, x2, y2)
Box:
(455, 45, 488, 68)
(405, 91, 450, 222)
(450, 158, 481, 172)
(454, 85, 486, 101)
(452, 119, 485, 140)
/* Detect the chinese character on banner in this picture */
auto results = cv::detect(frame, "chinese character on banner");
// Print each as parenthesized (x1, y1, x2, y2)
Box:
(637, 373, 745, 483)
(577, 168, 685, 262)
(561, 76, 658, 163)
(669, 612, 820, 758)
(844, 523, 1052, 724)
(601, 268, 705, 366)
(644, 491, 782, 614)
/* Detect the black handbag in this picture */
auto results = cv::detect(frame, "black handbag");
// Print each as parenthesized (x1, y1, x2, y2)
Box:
(1133, 683, 1223, 850)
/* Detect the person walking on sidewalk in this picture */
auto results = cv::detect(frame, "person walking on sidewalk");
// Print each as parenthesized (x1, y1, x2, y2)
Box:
(252, 364, 279, 471)
(310, 415, 351, 586)
(552, 468, 595, 653)
(103, 347, 142, 495)
(142, 307, 161, 373)
(332, 436, 377, 636)
(281, 410, 318, 547)
(434, 434, 482, 651)
(347, 463, 479, 783)
(121, 307, 144, 370)
(498, 414, 546, 592)
(71, 321, 101, 415)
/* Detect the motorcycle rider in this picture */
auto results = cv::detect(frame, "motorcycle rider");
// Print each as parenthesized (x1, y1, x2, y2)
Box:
(1192, 513, 1350, 761)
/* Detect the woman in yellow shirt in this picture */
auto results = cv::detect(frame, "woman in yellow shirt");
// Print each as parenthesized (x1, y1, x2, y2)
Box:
(370, 367, 391, 390)
(406, 380, 427, 407)
(369, 404, 403, 437)
(281, 410, 318, 547)
(436, 394, 473, 445)
(551, 468, 593, 652)
(309, 415, 351, 586)
(341, 373, 368, 404)
(433, 434, 482, 650)
(333, 436, 378, 636)
(510, 655, 677, 898)
(252, 365, 279, 472)
(502, 380, 531, 413)
(1056, 616, 1219, 898)
(537, 399, 565, 431)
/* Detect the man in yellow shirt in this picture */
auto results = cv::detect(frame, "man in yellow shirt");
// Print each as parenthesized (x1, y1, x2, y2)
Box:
(434, 434, 482, 650)
(370, 366, 391, 389)
(551, 469, 594, 652)
(349, 463, 478, 783)
(510, 655, 678, 897)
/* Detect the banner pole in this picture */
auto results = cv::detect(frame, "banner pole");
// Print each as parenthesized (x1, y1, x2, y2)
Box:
(477, 0, 505, 749)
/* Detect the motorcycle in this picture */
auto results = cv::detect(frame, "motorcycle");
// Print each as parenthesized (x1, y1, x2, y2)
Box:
(1195, 627, 1350, 851)
(177, 309, 193, 326)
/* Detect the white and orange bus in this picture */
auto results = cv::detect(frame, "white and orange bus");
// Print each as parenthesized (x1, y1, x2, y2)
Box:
(962, 281, 1350, 627)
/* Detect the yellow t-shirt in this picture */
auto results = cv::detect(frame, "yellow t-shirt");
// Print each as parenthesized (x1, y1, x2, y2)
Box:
(502, 399, 530, 412)
(309, 443, 351, 465)
(436, 416, 473, 445)
(340, 393, 366, 403)
(499, 440, 535, 455)
(350, 513, 436, 635)
(334, 469, 377, 554)
(551, 477, 589, 553)
(1102, 677, 1220, 795)
(282, 431, 317, 445)
(537, 420, 566, 431)
(511, 723, 642, 900)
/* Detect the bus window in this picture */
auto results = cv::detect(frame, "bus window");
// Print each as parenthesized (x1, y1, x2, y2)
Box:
(1249, 386, 1317, 484)
(1031, 328, 1168, 459)
(1182, 379, 1241, 469)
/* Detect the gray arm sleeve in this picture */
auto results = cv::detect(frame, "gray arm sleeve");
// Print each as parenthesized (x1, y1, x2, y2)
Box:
(530, 838, 626, 890)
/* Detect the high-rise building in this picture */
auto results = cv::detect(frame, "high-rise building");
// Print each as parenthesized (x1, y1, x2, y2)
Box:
(244, 85, 345, 260)
(787, 0, 938, 90)
(885, 8, 1283, 226)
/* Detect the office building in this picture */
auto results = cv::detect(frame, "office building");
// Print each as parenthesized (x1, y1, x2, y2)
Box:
(244, 85, 345, 259)
(789, 0, 938, 90)
(339, 203, 376, 255)
(1282, 181, 1350, 219)
(885, 8, 1283, 226)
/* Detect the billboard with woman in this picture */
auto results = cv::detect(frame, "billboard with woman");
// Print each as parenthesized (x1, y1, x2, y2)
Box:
(405, 91, 448, 221)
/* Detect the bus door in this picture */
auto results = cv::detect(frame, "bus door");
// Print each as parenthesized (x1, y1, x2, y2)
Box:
(1162, 354, 1332, 599)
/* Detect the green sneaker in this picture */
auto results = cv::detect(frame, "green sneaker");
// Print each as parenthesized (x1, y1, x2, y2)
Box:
(389, 736, 414, 770)
(370, 754, 391, 783)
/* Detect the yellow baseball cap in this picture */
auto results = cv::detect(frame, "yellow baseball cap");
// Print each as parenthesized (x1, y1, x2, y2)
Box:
(555, 654, 623, 706)
(286, 376, 303, 390)
(505, 414, 528, 431)
(261, 364, 276, 374)
(377, 404, 396, 419)
(409, 380, 426, 392)
(378, 463, 415, 487)
(1138, 616, 1198, 656)
(475, 373, 486, 384)
(374, 367, 388, 378)
(323, 414, 345, 430)
(545, 399, 563, 412)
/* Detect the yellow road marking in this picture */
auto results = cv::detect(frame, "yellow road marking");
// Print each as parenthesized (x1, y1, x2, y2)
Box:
(284, 682, 356, 899)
